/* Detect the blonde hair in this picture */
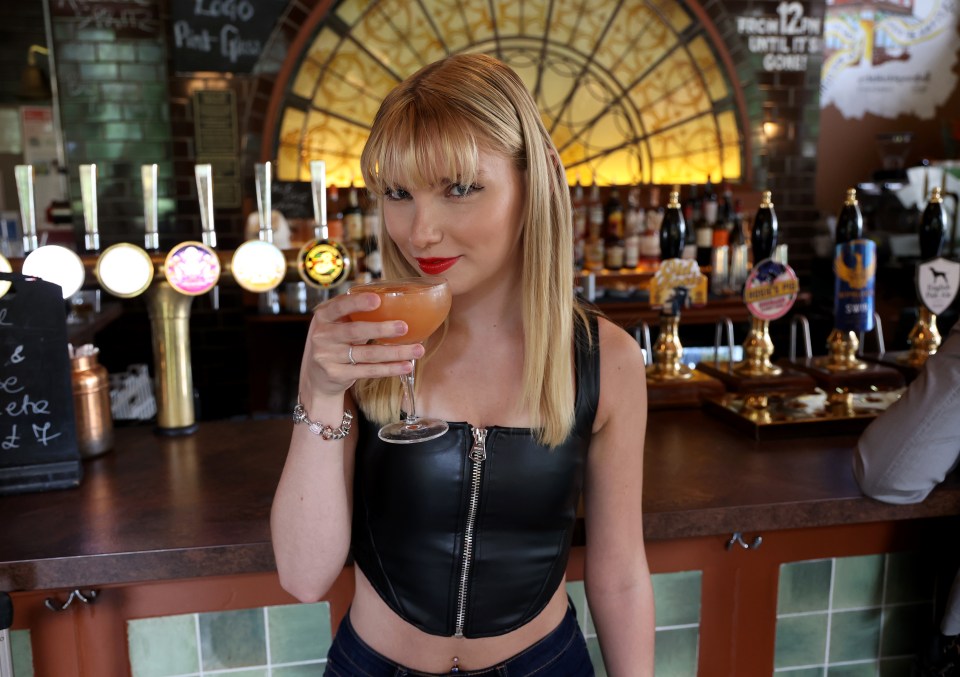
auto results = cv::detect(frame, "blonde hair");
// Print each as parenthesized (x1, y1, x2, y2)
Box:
(354, 53, 587, 447)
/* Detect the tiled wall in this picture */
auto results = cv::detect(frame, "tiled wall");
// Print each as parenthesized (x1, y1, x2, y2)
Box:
(774, 552, 937, 675)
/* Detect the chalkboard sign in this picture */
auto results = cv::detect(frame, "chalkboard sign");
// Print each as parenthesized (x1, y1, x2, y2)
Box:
(0, 274, 81, 496)
(272, 181, 315, 220)
(170, 0, 289, 73)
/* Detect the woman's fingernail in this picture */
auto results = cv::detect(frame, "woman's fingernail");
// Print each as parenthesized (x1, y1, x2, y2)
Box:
(395, 321, 408, 334)
(413, 345, 425, 358)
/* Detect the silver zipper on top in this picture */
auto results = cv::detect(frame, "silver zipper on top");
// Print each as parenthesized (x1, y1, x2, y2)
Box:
(454, 426, 487, 637)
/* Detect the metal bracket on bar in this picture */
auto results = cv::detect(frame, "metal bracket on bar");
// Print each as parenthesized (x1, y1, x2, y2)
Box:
(726, 532, 763, 550)
(44, 589, 99, 612)
(713, 317, 735, 363)
(789, 314, 812, 361)
(633, 322, 652, 366)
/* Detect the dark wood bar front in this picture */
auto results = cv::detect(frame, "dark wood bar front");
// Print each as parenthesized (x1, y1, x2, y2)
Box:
(2, 412, 958, 675)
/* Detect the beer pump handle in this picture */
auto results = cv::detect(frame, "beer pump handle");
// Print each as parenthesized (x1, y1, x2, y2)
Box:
(919, 187, 946, 261)
(14, 165, 38, 254)
(79, 164, 100, 252)
(142, 164, 159, 251)
(254, 162, 273, 244)
(751, 191, 778, 263)
(659, 191, 685, 260)
(195, 164, 217, 249)
(310, 160, 328, 241)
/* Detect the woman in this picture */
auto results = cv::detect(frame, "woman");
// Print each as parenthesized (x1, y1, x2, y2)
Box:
(271, 53, 654, 675)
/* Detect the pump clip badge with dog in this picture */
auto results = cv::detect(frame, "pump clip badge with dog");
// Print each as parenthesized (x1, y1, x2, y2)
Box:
(917, 257, 960, 315)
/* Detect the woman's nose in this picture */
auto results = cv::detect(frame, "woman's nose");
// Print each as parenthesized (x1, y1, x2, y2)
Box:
(409, 204, 443, 249)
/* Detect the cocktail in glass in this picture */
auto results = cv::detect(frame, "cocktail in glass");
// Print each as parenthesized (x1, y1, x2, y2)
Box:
(348, 276, 452, 443)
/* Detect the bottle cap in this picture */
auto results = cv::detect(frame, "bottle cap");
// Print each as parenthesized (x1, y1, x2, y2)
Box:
(667, 191, 681, 209)
(844, 188, 857, 206)
(760, 191, 773, 208)
(929, 186, 943, 203)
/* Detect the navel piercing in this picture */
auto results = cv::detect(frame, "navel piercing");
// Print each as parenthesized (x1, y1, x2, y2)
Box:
(450, 656, 460, 673)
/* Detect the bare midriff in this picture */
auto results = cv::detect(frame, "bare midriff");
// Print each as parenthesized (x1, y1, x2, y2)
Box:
(348, 569, 570, 672)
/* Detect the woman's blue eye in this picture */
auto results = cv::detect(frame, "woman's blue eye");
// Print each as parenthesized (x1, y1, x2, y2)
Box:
(450, 183, 480, 198)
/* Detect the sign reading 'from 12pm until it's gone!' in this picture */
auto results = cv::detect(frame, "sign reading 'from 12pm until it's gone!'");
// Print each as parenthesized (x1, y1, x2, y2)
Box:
(737, 1, 824, 71)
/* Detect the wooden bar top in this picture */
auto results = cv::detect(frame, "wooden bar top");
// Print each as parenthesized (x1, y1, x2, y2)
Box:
(2, 411, 958, 592)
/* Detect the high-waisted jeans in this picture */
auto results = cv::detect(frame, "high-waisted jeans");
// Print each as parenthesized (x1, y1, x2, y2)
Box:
(324, 604, 596, 676)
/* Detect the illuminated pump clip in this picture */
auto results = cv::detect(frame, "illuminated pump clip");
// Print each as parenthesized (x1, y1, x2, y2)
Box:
(297, 160, 352, 292)
(231, 161, 286, 294)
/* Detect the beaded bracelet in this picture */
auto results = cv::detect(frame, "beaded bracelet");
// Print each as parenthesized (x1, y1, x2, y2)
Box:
(292, 396, 353, 440)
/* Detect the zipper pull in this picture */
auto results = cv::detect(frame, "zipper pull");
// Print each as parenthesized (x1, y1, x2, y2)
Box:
(469, 427, 487, 462)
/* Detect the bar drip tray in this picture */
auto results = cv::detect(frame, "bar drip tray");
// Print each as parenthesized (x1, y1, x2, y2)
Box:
(704, 387, 905, 440)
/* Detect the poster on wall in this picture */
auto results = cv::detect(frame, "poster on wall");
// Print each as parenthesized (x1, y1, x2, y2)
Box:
(736, 1, 824, 73)
(820, 0, 960, 119)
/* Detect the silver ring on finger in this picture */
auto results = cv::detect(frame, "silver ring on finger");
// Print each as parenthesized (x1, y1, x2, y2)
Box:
(348, 345, 357, 366)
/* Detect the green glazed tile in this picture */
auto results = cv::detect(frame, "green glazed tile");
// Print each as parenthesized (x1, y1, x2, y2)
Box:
(881, 602, 933, 657)
(586, 635, 608, 676)
(776, 669, 824, 676)
(829, 609, 882, 663)
(833, 555, 884, 610)
(11, 629, 34, 677)
(654, 626, 699, 677)
(268, 602, 332, 663)
(199, 608, 267, 670)
(775, 613, 829, 669)
(879, 655, 916, 676)
(653, 571, 702, 628)
(273, 665, 327, 676)
(127, 613, 199, 677)
(827, 662, 878, 677)
(779, 560, 833, 614)
(885, 552, 935, 605)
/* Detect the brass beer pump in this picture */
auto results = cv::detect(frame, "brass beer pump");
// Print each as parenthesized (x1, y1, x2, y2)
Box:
(648, 191, 692, 381)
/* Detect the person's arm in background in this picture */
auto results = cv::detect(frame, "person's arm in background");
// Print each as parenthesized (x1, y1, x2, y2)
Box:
(853, 322, 960, 504)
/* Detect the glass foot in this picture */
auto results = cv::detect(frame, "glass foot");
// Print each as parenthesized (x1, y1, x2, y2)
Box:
(378, 418, 449, 444)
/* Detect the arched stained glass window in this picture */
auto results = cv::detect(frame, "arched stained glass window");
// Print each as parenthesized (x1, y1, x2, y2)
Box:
(273, 0, 744, 187)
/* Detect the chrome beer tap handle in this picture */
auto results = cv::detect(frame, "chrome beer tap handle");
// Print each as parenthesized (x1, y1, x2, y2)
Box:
(310, 160, 328, 241)
(79, 163, 100, 252)
(14, 164, 38, 253)
(255, 161, 274, 244)
(142, 164, 159, 251)
(195, 164, 217, 249)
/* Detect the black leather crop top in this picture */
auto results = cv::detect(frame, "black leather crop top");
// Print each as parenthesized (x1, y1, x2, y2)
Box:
(351, 314, 599, 638)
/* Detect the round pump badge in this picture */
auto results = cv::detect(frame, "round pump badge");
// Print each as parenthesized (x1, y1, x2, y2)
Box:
(164, 241, 221, 296)
(743, 258, 799, 321)
(0, 253, 11, 299)
(232, 240, 286, 293)
(298, 239, 351, 289)
(22, 245, 86, 299)
(95, 242, 155, 298)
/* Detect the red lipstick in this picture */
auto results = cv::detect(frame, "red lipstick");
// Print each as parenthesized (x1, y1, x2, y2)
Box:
(416, 257, 460, 275)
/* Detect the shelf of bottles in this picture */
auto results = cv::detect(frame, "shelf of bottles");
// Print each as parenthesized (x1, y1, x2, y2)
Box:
(572, 177, 750, 302)
(3, 160, 375, 437)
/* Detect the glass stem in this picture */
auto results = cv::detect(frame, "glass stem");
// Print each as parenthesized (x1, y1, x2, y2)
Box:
(399, 359, 418, 425)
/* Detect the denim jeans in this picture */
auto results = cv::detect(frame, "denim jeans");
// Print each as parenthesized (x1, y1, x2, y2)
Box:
(324, 604, 595, 676)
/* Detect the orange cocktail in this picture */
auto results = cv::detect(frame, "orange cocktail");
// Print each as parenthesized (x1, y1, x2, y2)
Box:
(348, 277, 451, 345)
(347, 276, 451, 443)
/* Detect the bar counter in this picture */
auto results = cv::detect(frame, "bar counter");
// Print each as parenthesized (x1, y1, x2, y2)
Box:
(3, 409, 958, 593)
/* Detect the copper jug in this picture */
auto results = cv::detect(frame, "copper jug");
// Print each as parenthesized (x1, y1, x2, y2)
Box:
(71, 345, 114, 458)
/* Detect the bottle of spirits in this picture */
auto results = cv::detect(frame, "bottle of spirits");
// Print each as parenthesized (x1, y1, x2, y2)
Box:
(585, 181, 605, 271)
(640, 185, 664, 262)
(572, 179, 587, 270)
(603, 187, 625, 270)
(751, 190, 779, 263)
(660, 190, 686, 260)
(691, 184, 712, 267)
(623, 186, 642, 270)
(362, 190, 382, 279)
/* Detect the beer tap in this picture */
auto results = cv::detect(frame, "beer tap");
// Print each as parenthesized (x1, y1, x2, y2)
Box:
(231, 161, 285, 307)
(733, 191, 792, 377)
(296, 160, 351, 294)
(647, 190, 694, 381)
(94, 165, 156, 299)
(902, 186, 949, 367)
(196, 163, 220, 310)
(16, 164, 85, 299)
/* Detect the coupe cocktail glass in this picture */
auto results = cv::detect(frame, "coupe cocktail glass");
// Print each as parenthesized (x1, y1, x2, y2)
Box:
(348, 276, 452, 443)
